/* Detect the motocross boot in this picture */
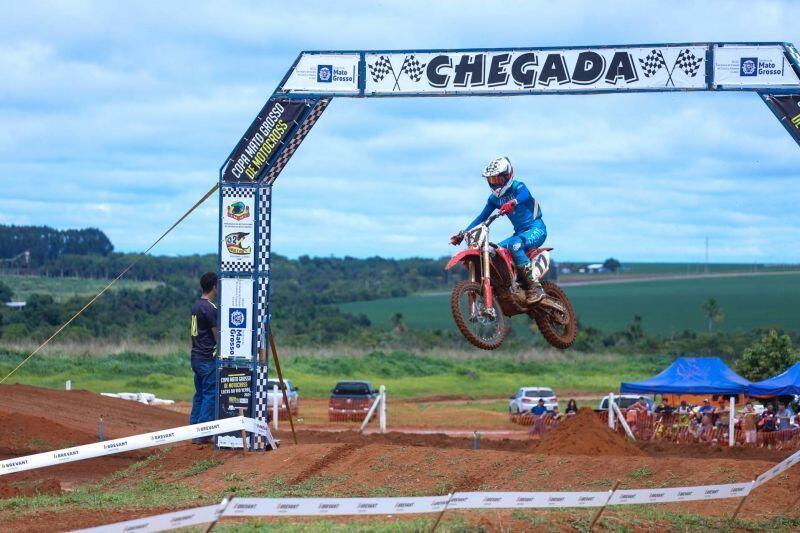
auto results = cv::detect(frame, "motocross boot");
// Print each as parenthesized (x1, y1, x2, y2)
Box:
(517, 264, 545, 306)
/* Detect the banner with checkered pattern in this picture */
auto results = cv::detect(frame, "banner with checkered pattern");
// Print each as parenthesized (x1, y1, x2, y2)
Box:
(363, 47, 707, 94)
(220, 187, 255, 272)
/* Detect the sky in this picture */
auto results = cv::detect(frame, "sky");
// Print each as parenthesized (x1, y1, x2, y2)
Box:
(1, 1, 799, 263)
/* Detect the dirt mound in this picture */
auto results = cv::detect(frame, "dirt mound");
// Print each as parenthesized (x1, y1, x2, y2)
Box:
(534, 407, 645, 456)
(0, 411, 97, 454)
(0, 478, 62, 499)
(0, 384, 186, 439)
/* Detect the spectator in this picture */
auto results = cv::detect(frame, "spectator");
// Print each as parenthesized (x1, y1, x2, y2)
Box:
(189, 272, 218, 445)
(761, 404, 777, 432)
(694, 410, 714, 442)
(715, 397, 727, 417)
(742, 402, 759, 446)
(529, 399, 548, 438)
(777, 403, 792, 431)
(655, 399, 673, 416)
(676, 400, 692, 428)
(714, 398, 730, 428)
(699, 398, 714, 415)
(636, 396, 651, 413)
(565, 399, 578, 415)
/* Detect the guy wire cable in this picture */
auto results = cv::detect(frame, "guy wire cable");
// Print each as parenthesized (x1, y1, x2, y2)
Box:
(0, 182, 220, 384)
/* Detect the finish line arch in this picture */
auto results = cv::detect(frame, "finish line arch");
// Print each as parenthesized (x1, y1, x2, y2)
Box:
(213, 42, 800, 448)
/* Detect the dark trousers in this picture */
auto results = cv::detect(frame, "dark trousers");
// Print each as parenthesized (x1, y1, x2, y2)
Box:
(190, 358, 216, 425)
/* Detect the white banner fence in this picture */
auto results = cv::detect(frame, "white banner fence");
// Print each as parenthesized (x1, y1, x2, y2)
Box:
(73, 467, 795, 533)
(0, 416, 274, 476)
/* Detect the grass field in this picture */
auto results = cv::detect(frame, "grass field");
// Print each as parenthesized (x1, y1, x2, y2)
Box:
(0, 274, 161, 302)
(0, 348, 670, 400)
(340, 272, 800, 334)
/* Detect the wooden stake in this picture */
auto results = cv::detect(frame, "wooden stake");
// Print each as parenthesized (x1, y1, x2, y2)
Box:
(730, 480, 756, 522)
(588, 479, 621, 531)
(203, 492, 235, 533)
(269, 329, 298, 445)
(238, 408, 247, 455)
(429, 493, 454, 533)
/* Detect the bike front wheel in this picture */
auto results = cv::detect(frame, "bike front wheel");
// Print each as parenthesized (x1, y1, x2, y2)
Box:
(450, 280, 508, 350)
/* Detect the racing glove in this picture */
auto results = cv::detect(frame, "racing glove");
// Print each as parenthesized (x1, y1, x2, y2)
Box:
(450, 231, 465, 245)
(498, 199, 517, 215)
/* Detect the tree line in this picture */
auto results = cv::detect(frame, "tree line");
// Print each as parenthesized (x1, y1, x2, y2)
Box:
(0, 224, 113, 267)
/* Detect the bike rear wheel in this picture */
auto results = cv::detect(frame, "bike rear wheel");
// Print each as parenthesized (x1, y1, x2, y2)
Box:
(450, 280, 508, 350)
(533, 281, 577, 349)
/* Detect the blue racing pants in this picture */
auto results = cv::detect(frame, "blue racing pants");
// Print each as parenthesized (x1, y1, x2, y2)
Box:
(190, 358, 217, 425)
(498, 219, 547, 267)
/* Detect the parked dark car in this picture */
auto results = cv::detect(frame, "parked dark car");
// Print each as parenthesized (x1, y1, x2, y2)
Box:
(329, 381, 378, 422)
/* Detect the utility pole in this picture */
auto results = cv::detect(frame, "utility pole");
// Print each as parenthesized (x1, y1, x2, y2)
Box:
(704, 237, 709, 274)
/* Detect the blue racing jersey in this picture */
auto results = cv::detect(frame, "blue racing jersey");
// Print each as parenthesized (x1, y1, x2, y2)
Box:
(466, 180, 542, 233)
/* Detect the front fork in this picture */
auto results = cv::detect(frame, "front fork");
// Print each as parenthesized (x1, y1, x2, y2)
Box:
(466, 251, 494, 318)
(481, 245, 494, 311)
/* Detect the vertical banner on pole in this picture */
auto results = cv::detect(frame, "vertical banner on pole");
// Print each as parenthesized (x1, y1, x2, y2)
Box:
(220, 188, 256, 273)
(219, 278, 254, 361)
(217, 366, 253, 448)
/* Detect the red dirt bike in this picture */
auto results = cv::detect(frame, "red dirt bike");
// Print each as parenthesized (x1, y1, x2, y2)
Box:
(446, 212, 577, 350)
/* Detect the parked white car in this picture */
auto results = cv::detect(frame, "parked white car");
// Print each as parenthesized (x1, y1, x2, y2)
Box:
(509, 387, 558, 414)
(598, 394, 654, 412)
(266, 378, 300, 415)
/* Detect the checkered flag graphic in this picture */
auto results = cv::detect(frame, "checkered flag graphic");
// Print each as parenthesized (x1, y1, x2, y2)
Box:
(400, 55, 425, 82)
(368, 55, 394, 83)
(638, 49, 667, 77)
(674, 48, 703, 77)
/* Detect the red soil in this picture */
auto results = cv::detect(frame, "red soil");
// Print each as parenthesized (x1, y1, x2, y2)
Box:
(534, 407, 646, 456)
(0, 384, 186, 438)
(0, 478, 62, 499)
(0, 411, 96, 455)
(0, 385, 797, 531)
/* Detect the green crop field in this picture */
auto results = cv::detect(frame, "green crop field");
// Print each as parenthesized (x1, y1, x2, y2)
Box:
(0, 274, 161, 302)
(340, 272, 800, 334)
(0, 349, 670, 400)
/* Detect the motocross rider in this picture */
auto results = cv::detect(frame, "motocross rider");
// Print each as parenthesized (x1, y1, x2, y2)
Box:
(450, 156, 546, 304)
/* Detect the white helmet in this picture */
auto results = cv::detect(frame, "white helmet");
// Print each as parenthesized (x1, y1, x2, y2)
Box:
(482, 156, 514, 197)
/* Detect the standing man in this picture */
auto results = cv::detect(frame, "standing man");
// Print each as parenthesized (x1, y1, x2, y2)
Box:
(190, 272, 218, 443)
(529, 398, 548, 438)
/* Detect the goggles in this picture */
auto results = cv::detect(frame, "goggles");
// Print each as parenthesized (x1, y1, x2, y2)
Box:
(486, 173, 508, 186)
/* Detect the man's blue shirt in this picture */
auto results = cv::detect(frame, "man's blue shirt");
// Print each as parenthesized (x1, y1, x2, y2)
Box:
(467, 180, 542, 233)
(531, 404, 548, 415)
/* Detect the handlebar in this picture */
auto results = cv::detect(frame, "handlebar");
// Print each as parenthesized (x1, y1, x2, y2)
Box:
(484, 212, 502, 226)
(451, 210, 504, 245)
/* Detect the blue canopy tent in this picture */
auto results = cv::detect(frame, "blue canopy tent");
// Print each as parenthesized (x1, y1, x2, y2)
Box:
(748, 362, 800, 397)
(620, 357, 751, 395)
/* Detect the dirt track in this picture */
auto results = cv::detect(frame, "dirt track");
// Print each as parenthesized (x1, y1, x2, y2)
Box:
(1, 385, 798, 531)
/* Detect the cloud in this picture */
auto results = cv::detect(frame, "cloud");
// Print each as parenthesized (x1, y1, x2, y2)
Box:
(0, 1, 798, 262)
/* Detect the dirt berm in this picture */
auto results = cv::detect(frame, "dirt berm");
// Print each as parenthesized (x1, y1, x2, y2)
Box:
(533, 407, 646, 456)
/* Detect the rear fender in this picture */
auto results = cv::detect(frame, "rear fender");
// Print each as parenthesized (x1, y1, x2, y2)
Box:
(445, 249, 481, 270)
